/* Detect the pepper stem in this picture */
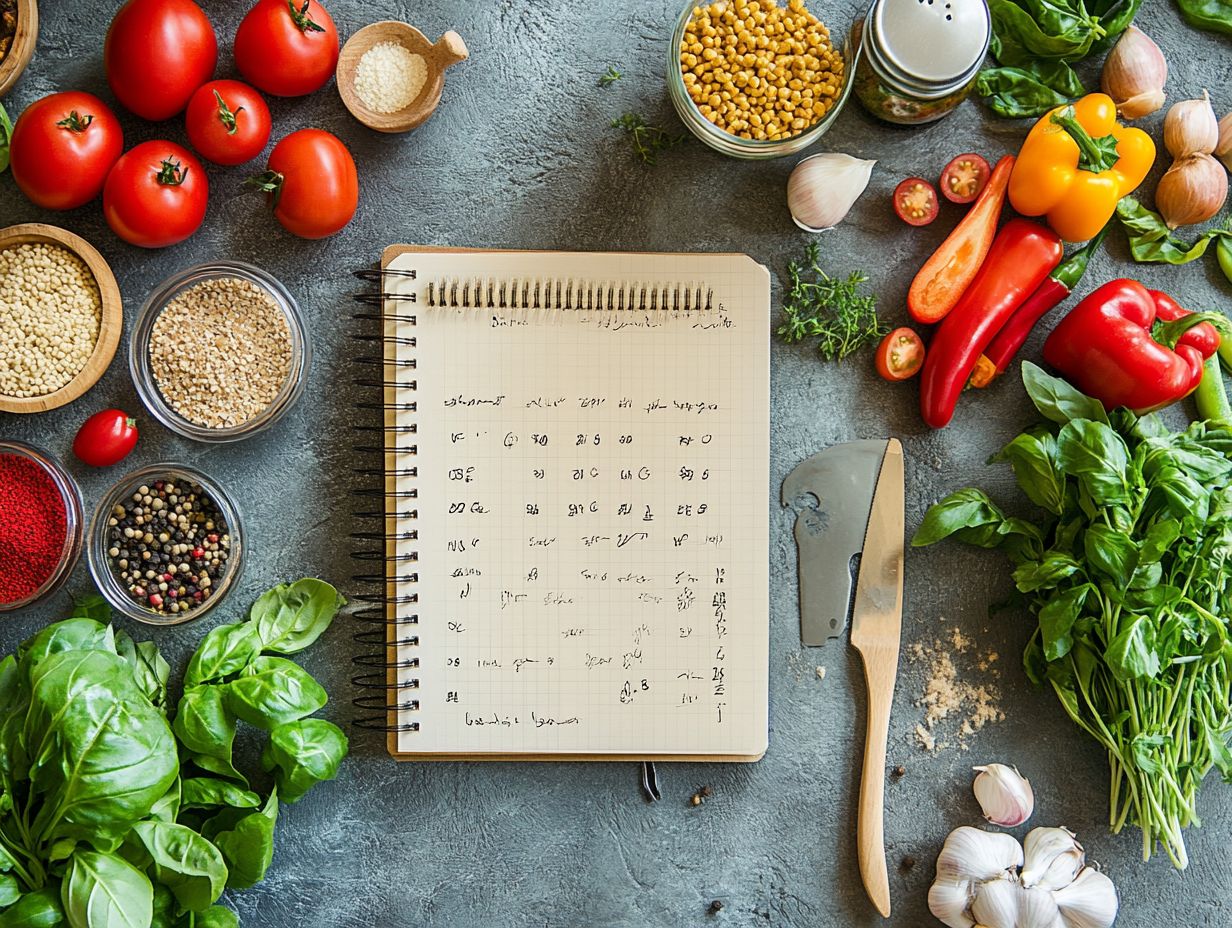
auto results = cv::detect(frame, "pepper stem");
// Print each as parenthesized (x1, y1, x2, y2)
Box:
(1051, 106, 1121, 174)
(213, 90, 245, 136)
(156, 159, 188, 186)
(287, 0, 326, 33)
(56, 111, 94, 133)
(1154, 312, 1231, 350)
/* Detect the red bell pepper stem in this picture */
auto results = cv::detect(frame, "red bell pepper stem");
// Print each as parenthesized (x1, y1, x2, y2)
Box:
(971, 225, 1108, 388)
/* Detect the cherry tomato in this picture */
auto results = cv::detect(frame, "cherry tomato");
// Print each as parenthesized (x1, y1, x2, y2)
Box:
(893, 177, 939, 227)
(105, 0, 217, 121)
(103, 141, 209, 248)
(875, 327, 925, 382)
(73, 410, 140, 467)
(940, 153, 992, 205)
(250, 128, 358, 239)
(234, 0, 340, 98)
(9, 92, 124, 210)
(185, 80, 272, 166)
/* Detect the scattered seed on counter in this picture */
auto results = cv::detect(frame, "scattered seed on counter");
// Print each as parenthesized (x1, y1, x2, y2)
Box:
(0, 243, 102, 399)
(355, 41, 428, 113)
(148, 276, 292, 430)
(105, 478, 231, 617)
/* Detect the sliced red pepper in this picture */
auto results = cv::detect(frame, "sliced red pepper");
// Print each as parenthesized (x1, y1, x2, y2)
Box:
(919, 219, 1063, 428)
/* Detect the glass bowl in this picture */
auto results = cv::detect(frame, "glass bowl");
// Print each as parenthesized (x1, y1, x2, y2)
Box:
(87, 463, 244, 626)
(666, 0, 856, 160)
(129, 262, 311, 443)
(0, 440, 84, 613)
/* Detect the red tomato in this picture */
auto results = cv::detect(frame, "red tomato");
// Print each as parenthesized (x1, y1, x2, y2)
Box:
(103, 141, 209, 248)
(940, 153, 992, 205)
(105, 0, 217, 121)
(251, 129, 358, 239)
(185, 80, 272, 166)
(875, 327, 925, 382)
(893, 178, 939, 227)
(9, 93, 124, 210)
(73, 410, 139, 467)
(234, 0, 340, 98)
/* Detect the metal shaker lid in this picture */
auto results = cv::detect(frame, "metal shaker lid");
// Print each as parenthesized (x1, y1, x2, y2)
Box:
(871, 0, 991, 86)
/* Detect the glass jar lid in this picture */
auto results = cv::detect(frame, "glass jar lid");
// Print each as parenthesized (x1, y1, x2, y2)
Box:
(870, 0, 991, 88)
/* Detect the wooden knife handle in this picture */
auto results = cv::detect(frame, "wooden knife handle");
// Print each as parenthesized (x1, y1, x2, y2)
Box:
(856, 641, 897, 918)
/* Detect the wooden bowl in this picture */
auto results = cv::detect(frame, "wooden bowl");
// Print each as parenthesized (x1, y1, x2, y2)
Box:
(0, 0, 37, 98)
(0, 223, 123, 414)
(337, 21, 467, 133)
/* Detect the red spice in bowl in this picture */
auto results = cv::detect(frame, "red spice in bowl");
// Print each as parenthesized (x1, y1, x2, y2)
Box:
(0, 443, 81, 610)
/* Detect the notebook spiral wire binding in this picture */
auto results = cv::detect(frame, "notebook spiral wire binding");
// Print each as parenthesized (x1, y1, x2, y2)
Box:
(350, 266, 421, 734)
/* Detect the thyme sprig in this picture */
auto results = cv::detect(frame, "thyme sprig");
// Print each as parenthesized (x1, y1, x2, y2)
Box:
(611, 112, 684, 166)
(598, 66, 622, 87)
(776, 242, 888, 361)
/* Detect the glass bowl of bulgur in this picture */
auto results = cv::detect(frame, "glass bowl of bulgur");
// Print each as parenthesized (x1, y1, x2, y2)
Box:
(668, 0, 855, 159)
(129, 262, 311, 443)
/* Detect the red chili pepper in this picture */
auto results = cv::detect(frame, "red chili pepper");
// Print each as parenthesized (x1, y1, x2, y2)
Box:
(919, 219, 1064, 428)
(1042, 280, 1222, 413)
(970, 225, 1108, 388)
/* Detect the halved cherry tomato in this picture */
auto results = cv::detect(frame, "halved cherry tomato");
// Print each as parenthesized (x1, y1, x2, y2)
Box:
(893, 177, 939, 226)
(185, 80, 271, 166)
(875, 327, 925, 381)
(940, 153, 992, 205)
(73, 409, 139, 467)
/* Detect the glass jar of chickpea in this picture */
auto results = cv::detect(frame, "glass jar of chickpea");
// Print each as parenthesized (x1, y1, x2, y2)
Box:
(667, 0, 855, 160)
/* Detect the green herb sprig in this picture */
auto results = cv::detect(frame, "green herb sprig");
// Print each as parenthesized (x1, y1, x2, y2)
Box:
(775, 242, 888, 361)
(598, 66, 622, 87)
(611, 112, 684, 166)
(0, 102, 11, 174)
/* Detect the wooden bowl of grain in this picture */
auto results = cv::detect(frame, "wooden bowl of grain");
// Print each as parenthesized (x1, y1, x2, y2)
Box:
(0, 0, 37, 98)
(0, 223, 123, 414)
(336, 21, 467, 133)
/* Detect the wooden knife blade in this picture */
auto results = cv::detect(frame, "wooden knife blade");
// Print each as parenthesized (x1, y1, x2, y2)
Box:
(849, 438, 904, 918)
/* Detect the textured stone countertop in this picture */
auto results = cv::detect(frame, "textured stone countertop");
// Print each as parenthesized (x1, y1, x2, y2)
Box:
(2, 1, 1231, 926)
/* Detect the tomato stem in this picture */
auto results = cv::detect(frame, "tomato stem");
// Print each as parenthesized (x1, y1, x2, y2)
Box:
(156, 159, 189, 186)
(55, 111, 93, 133)
(244, 170, 286, 208)
(287, 0, 326, 33)
(213, 91, 245, 136)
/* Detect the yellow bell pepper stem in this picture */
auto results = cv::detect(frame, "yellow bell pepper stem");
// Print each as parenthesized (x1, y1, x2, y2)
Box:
(1051, 106, 1121, 173)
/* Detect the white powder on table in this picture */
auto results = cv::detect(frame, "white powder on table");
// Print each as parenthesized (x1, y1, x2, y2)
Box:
(355, 42, 428, 113)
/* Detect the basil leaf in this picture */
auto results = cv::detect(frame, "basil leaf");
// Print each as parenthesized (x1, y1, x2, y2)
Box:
(1131, 733, 1169, 774)
(0, 887, 66, 928)
(132, 822, 227, 913)
(976, 66, 1077, 118)
(18, 620, 116, 679)
(68, 596, 111, 623)
(179, 778, 261, 812)
(1013, 552, 1084, 592)
(1174, 0, 1232, 34)
(172, 687, 237, 772)
(912, 488, 1010, 547)
(994, 431, 1067, 514)
(252, 578, 346, 655)
(1091, 0, 1143, 46)
(1022, 362, 1108, 424)
(1204, 725, 1232, 782)
(199, 907, 239, 928)
(1057, 420, 1131, 505)
(1106, 614, 1162, 680)
(62, 850, 153, 928)
(0, 876, 19, 908)
(211, 791, 278, 890)
(989, 0, 1100, 60)
(147, 779, 180, 825)
(1038, 584, 1090, 660)
(224, 657, 327, 729)
(184, 623, 262, 687)
(1083, 524, 1138, 588)
(1116, 197, 1232, 264)
(0, 104, 10, 175)
(261, 719, 348, 803)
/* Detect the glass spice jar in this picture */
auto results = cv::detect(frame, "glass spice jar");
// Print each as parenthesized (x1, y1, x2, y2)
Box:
(852, 0, 991, 126)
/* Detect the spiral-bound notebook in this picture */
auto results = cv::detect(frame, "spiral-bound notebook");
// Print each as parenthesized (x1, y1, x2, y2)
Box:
(355, 246, 770, 761)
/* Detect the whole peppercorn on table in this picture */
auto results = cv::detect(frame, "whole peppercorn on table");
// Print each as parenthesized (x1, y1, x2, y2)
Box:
(1, 1, 1231, 926)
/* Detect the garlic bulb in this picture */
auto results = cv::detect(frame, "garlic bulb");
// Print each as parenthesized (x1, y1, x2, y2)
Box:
(1100, 25, 1167, 120)
(786, 153, 875, 232)
(1156, 153, 1228, 229)
(972, 764, 1035, 827)
(935, 826, 1023, 883)
(1217, 112, 1231, 172)
(927, 880, 975, 928)
(1164, 91, 1219, 159)
(1021, 827, 1084, 890)
(1054, 867, 1119, 928)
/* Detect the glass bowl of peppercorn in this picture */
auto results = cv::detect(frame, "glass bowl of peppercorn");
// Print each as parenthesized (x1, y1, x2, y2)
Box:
(87, 463, 244, 625)
(0, 439, 84, 614)
(667, 0, 855, 160)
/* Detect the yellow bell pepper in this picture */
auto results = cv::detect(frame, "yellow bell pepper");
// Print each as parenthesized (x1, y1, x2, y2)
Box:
(1008, 93, 1155, 244)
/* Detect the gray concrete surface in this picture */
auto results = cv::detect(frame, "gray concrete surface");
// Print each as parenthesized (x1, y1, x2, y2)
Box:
(3, 1, 1231, 925)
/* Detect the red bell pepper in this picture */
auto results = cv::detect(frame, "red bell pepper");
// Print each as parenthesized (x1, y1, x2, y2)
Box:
(969, 224, 1108, 388)
(1042, 280, 1222, 414)
(919, 218, 1063, 428)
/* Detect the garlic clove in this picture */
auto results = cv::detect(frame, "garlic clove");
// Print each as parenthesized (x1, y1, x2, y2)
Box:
(1164, 90, 1220, 159)
(1216, 112, 1232, 173)
(935, 826, 1024, 884)
(786, 153, 875, 232)
(970, 877, 1021, 928)
(972, 763, 1035, 828)
(1016, 885, 1061, 928)
(1021, 827, 1084, 891)
(1100, 25, 1167, 120)
(927, 879, 976, 928)
(1156, 152, 1228, 229)
(1054, 867, 1119, 928)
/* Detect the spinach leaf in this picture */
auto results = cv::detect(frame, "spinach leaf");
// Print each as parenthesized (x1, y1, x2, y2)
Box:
(1056, 420, 1131, 505)
(261, 720, 348, 803)
(184, 624, 262, 687)
(1174, 0, 1232, 34)
(0, 888, 65, 927)
(198, 906, 238, 928)
(1116, 198, 1232, 264)
(62, 851, 152, 928)
(252, 578, 346, 655)
(211, 791, 277, 890)
(224, 658, 326, 730)
(179, 779, 261, 812)
(994, 431, 1067, 514)
(132, 822, 227, 913)
(1022, 362, 1108, 424)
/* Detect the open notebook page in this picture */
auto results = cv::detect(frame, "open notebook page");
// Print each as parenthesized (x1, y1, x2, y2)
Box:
(384, 249, 770, 758)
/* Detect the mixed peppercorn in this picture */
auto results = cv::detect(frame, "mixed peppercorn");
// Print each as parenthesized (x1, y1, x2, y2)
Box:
(104, 478, 230, 616)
